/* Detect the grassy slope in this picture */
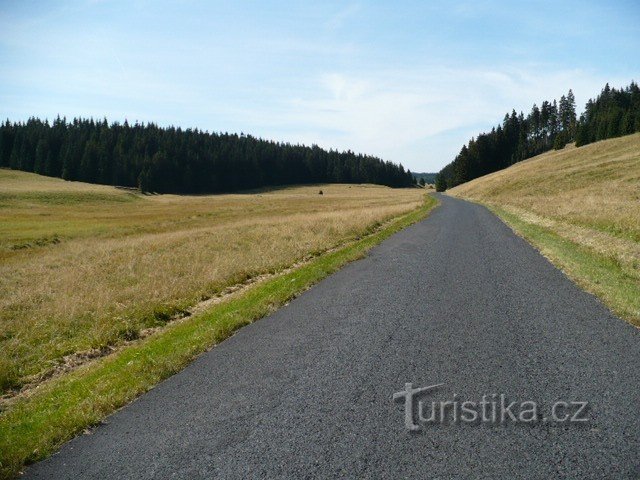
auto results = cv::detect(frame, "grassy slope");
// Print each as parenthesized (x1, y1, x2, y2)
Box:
(0, 169, 437, 478)
(449, 133, 640, 326)
(0, 170, 425, 393)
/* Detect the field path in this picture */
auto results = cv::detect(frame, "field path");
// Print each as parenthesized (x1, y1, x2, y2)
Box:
(25, 194, 639, 478)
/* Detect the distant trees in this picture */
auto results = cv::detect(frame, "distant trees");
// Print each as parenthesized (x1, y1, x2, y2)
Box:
(412, 172, 437, 185)
(436, 82, 640, 191)
(0, 118, 414, 192)
(575, 82, 640, 146)
(434, 173, 447, 192)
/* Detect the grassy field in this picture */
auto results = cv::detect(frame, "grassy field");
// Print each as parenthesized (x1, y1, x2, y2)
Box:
(0, 169, 426, 396)
(0, 169, 436, 478)
(449, 133, 640, 326)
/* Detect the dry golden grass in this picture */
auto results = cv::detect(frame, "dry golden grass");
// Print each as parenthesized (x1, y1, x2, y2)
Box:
(450, 133, 640, 324)
(0, 170, 424, 392)
(449, 133, 640, 256)
(450, 133, 640, 240)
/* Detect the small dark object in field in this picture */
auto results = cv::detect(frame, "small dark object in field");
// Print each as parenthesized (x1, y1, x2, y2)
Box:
(319, 190, 323, 195)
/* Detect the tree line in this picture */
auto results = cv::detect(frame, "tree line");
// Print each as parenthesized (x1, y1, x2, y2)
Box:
(411, 172, 437, 185)
(436, 81, 640, 191)
(0, 118, 414, 193)
(575, 82, 640, 146)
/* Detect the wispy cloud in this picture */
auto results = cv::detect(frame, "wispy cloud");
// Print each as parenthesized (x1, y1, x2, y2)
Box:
(325, 3, 360, 30)
(258, 65, 621, 169)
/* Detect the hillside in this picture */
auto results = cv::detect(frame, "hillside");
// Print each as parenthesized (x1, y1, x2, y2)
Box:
(438, 81, 640, 191)
(449, 133, 640, 325)
(0, 167, 437, 477)
(0, 169, 426, 395)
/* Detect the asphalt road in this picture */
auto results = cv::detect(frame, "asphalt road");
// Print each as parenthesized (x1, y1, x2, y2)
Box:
(25, 194, 639, 479)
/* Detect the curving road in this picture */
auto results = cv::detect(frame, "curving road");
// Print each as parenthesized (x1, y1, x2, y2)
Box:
(25, 194, 639, 479)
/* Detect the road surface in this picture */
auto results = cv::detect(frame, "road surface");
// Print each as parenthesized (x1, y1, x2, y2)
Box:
(25, 194, 639, 478)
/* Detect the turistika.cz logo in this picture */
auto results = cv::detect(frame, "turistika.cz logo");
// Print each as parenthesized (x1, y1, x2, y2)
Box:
(393, 383, 589, 431)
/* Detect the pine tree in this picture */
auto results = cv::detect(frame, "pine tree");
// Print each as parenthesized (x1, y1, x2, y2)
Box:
(566, 89, 577, 140)
(0, 125, 6, 167)
(34, 138, 48, 174)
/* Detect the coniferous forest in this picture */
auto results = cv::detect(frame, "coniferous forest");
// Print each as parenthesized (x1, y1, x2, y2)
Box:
(0, 119, 414, 193)
(436, 81, 640, 191)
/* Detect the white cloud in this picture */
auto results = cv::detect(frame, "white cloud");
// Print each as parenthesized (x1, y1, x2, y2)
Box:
(259, 65, 628, 171)
(325, 3, 361, 30)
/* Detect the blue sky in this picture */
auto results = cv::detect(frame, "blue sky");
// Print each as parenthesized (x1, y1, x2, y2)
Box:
(1, 1, 639, 171)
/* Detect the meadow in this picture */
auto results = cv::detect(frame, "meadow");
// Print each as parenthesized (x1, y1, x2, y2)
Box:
(0, 169, 425, 395)
(450, 133, 640, 326)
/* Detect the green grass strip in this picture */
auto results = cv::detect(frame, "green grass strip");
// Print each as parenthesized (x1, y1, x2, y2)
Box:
(491, 206, 640, 327)
(0, 194, 438, 479)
